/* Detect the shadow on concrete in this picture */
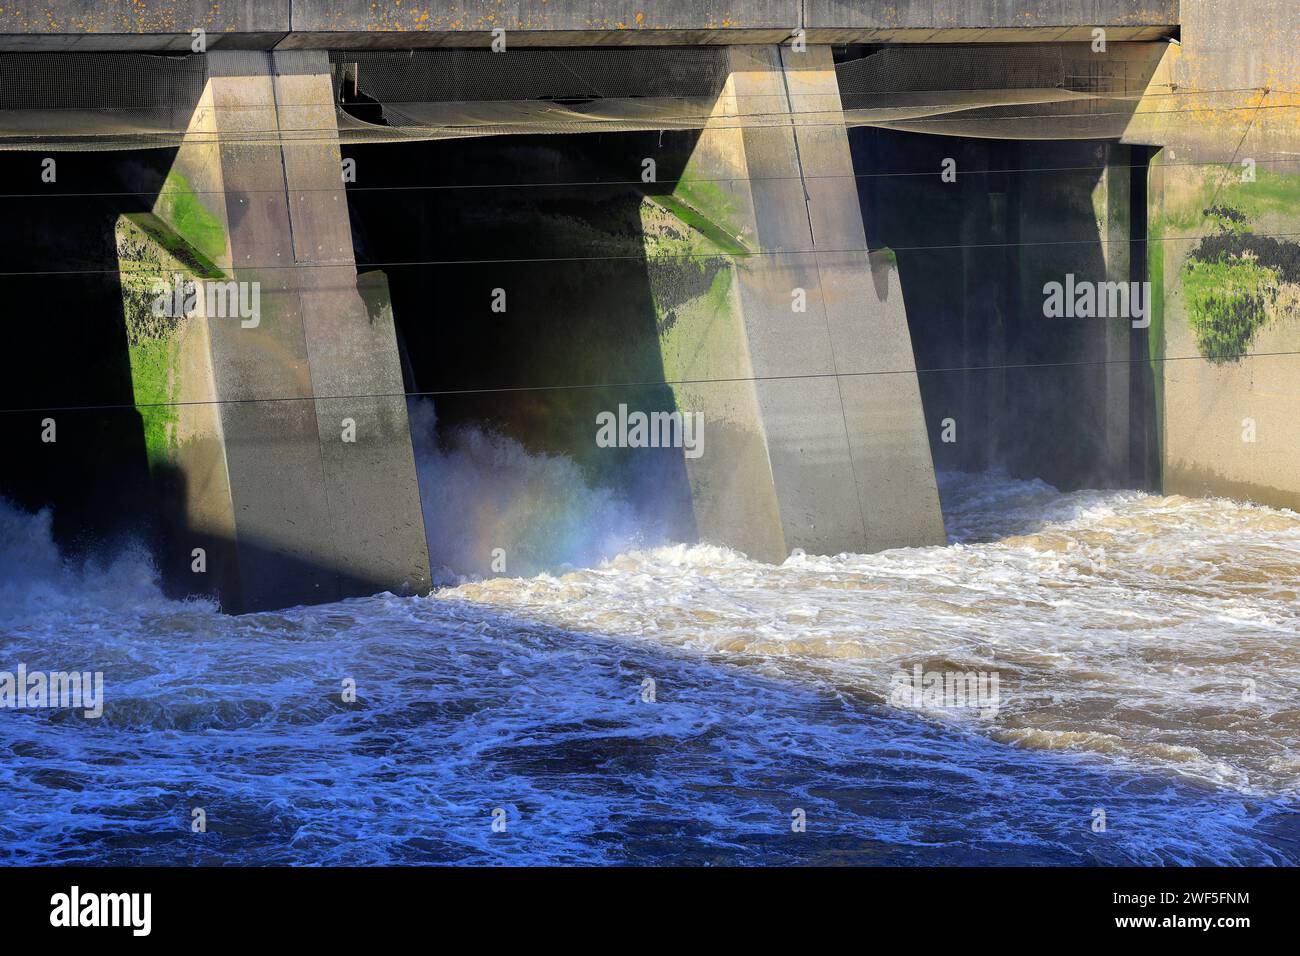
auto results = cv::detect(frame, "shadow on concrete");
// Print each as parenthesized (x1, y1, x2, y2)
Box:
(851, 127, 1158, 496)
(146, 459, 411, 612)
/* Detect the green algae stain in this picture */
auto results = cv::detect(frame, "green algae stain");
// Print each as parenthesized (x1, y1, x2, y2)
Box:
(1164, 166, 1300, 234)
(1147, 207, 1165, 383)
(128, 336, 181, 467)
(656, 263, 743, 387)
(659, 176, 751, 257)
(639, 195, 748, 389)
(1217, 168, 1300, 225)
(639, 196, 734, 323)
(123, 212, 225, 281)
(1182, 254, 1276, 362)
(649, 192, 749, 259)
(116, 213, 219, 467)
(154, 170, 227, 272)
(1159, 164, 1300, 363)
(1176, 199, 1300, 362)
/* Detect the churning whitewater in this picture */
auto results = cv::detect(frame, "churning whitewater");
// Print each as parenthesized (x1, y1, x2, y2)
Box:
(1, 439, 1298, 864)
(449, 470, 1300, 797)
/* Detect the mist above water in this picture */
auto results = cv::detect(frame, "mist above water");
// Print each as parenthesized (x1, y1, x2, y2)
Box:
(0, 501, 164, 622)
(408, 400, 662, 583)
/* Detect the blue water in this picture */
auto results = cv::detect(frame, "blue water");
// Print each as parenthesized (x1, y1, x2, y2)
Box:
(2, 469, 1298, 865)
(0, 589, 1294, 865)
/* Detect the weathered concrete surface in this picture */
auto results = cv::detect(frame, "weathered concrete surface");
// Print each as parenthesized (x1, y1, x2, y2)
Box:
(150, 49, 431, 611)
(0, 1, 288, 50)
(116, 211, 240, 604)
(285, 0, 795, 47)
(1118, 0, 1300, 512)
(0, 1, 1178, 50)
(803, 0, 1178, 42)
(647, 44, 945, 562)
(1148, 148, 1300, 512)
(1120, 18, 1299, 159)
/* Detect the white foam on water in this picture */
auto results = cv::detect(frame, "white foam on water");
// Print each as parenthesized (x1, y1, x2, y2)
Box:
(440, 470, 1300, 796)
(1, 460, 1297, 864)
(0, 500, 170, 621)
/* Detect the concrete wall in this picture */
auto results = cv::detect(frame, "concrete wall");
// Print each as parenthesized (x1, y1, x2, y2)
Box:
(142, 49, 431, 611)
(0, 2, 288, 50)
(1148, 149, 1300, 511)
(646, 44, 945, 561)
(1123, 0, 1300, 511)
(0, 1, 1177, 49)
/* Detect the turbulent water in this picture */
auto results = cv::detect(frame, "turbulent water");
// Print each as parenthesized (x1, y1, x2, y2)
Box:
(1, 455, 1298, 864)
(409, 402, 654, 582)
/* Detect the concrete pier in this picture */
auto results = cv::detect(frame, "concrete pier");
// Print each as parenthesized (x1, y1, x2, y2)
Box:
(645, 45, 946, 562)
(127, 50, 431, 611)
(6, 0, 1300, 613)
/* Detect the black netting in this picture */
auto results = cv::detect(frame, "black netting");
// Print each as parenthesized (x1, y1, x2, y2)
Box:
(0, 44, 1259, 150)
(332, 47, 729, 104)
(0, 53, 206, 112)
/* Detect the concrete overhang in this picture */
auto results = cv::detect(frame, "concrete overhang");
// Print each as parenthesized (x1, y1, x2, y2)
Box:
(802, 1, 1179, 43)
(0, 2, 1179, 51)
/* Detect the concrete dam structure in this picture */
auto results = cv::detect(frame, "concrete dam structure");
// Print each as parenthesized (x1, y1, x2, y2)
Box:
(1, 0, 1297, 614)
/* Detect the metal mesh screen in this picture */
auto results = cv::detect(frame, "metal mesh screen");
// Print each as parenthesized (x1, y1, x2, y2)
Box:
(0, 43, 1228, 150)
